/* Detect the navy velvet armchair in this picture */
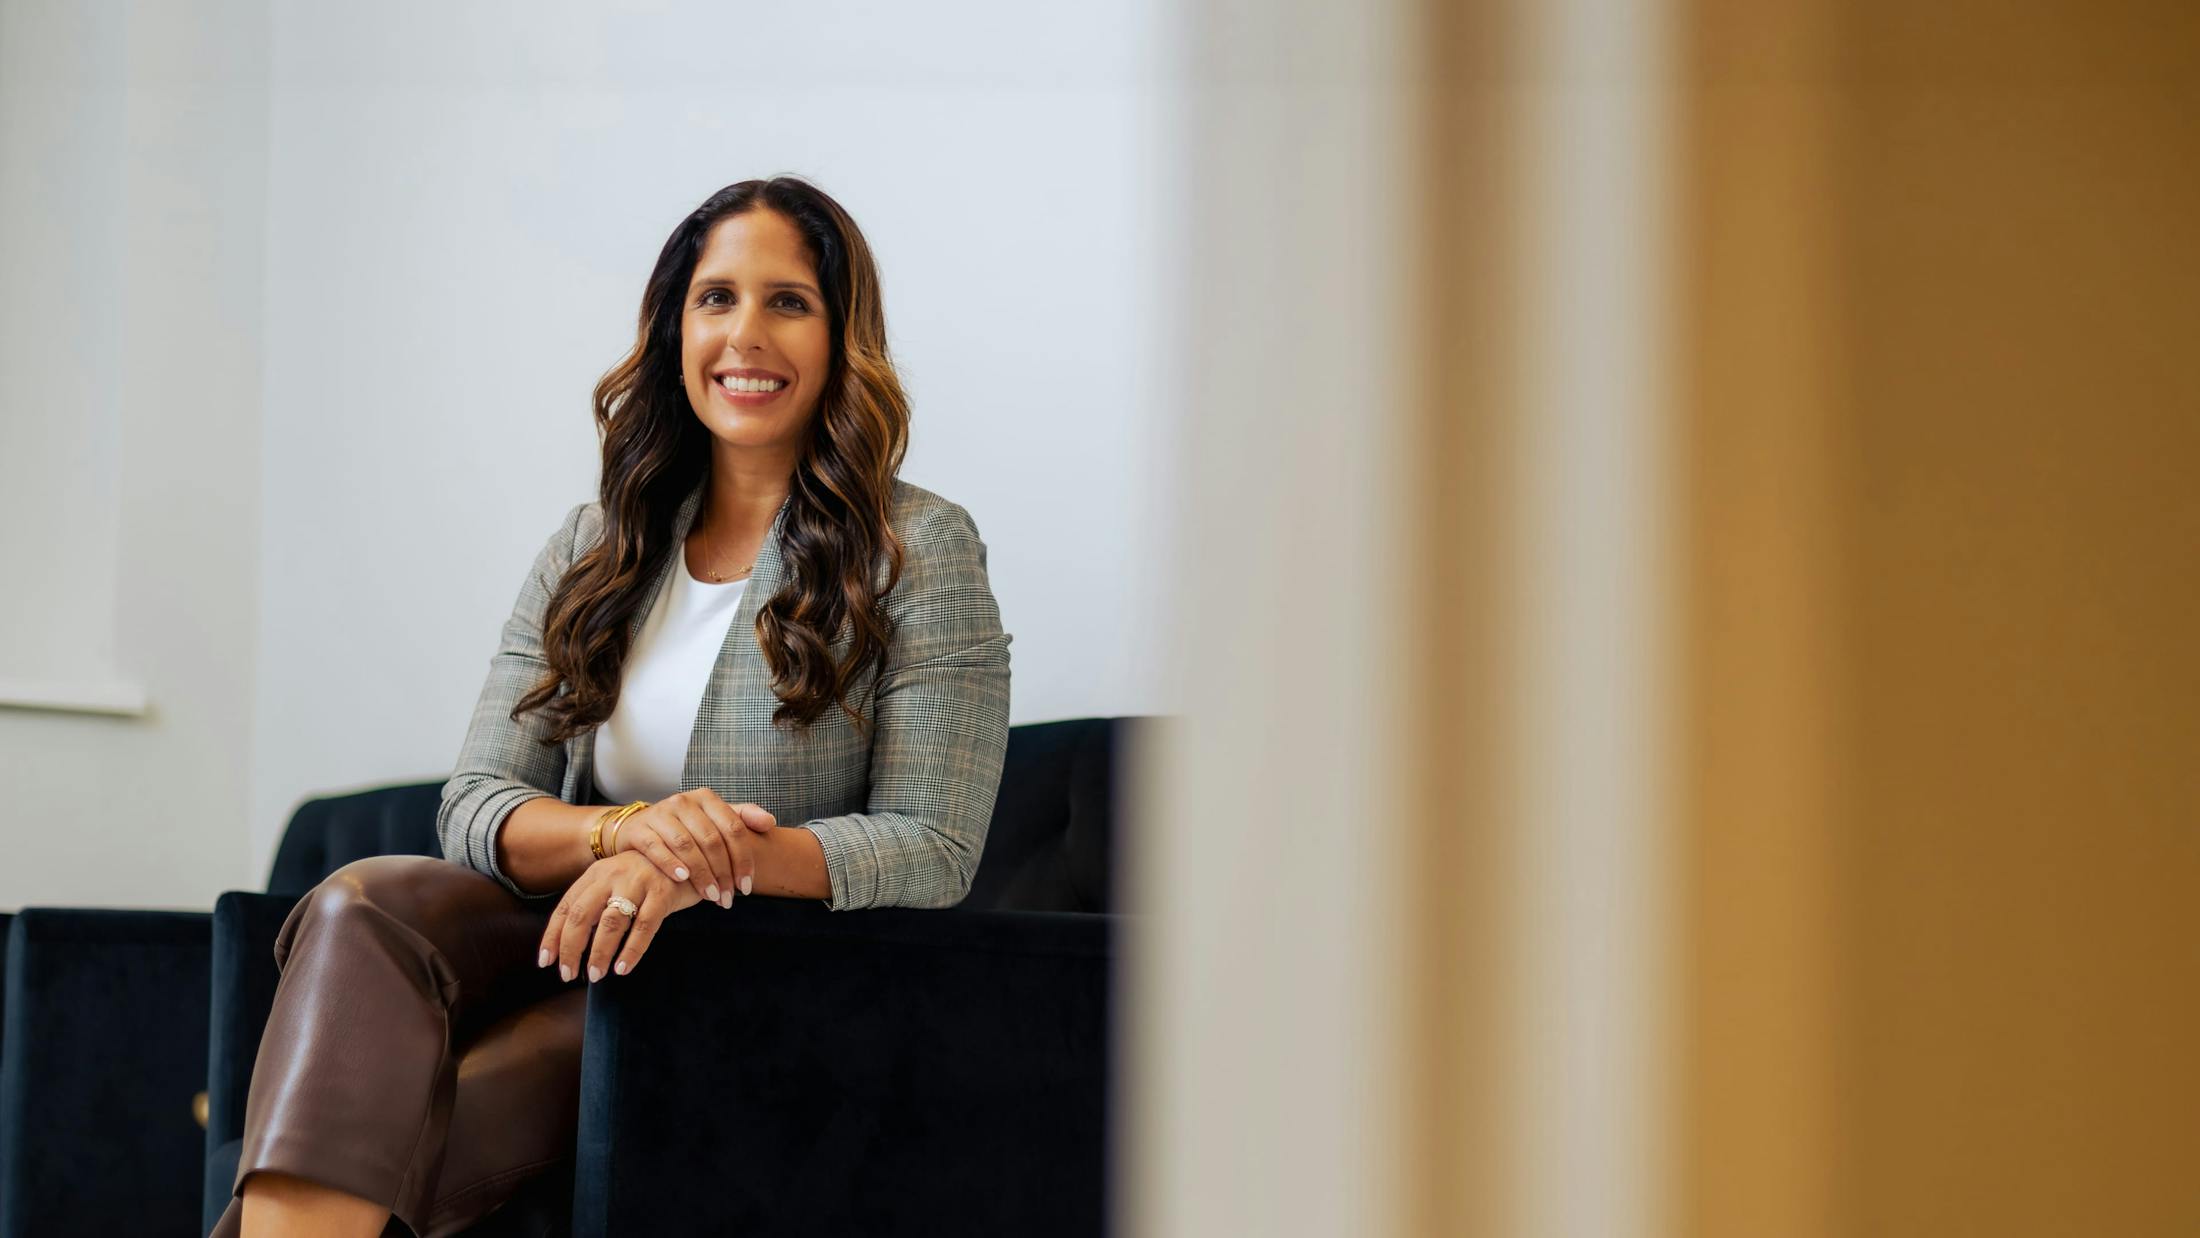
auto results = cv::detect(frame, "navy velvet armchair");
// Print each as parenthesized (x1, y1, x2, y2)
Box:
(568, 711, 1126, 1237)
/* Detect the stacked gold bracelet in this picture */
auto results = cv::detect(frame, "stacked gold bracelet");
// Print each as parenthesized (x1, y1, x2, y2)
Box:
(589, 800, 650, 860)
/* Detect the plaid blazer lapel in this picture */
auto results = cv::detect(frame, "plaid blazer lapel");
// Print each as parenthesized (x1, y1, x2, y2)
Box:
(568, 477, 793, 803)
(682, 487, 793, 789)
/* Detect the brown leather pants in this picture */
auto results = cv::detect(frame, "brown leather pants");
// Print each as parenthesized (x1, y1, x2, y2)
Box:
(207, 855, 585, 1238)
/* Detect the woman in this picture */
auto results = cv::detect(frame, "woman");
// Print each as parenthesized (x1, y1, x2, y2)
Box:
(210, 176, 1013, 1237)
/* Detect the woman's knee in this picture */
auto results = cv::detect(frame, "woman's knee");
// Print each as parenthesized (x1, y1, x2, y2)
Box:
(294, 856, 508, 952)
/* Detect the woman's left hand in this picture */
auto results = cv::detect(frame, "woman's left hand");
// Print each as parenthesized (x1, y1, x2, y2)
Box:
(612, 789, 777, 910)
(539, 850, 705, 984)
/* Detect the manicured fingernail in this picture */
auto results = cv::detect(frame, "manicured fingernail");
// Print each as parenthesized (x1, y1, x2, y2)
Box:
(706, 884, 719, 902)
(538, 949, 550, 968)
(674, 866, 689, 881)
(739, 875, 753, 896)
(615, 960, 629, 975)
(720, 892, 732, 909)
(588, 965, 603, 983)
(560, 964, 575, 983)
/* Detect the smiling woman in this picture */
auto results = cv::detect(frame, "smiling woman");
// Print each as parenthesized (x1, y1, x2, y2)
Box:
(207, 176, 1013, 1238)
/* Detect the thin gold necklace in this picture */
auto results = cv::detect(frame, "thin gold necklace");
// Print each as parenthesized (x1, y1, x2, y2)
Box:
(698, 522, 754, 583)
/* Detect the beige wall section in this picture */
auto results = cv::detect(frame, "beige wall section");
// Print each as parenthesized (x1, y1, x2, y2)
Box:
(1681, 0, 2200, 1233)
(1404, 0, 1681, 1232)
(1405, 2, 1520, 1232)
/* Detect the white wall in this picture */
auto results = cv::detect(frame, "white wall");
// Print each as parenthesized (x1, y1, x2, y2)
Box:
(0, 0, 269, 911)
(2, 0, 1177, 909)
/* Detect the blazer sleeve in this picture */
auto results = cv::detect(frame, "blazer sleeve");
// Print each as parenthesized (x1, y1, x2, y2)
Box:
(437, 501, 591, 902)
(797, 500, 1014, 911)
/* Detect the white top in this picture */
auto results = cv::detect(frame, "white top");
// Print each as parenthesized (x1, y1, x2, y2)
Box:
(592, 549, 748, 805)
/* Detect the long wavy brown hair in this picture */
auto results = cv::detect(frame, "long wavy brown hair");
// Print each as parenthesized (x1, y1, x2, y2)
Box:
(513, 176, 911, 744)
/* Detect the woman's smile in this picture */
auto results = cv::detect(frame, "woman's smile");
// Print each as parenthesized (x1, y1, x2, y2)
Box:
(711, 366, 793, 408)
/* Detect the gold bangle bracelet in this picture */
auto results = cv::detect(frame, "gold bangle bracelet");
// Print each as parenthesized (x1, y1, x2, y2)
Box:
(587, 805, 621, 860)
(597, 801, 649, 859)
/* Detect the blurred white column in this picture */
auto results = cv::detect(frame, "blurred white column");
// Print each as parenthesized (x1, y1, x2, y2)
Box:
(1122, 0, 1419, 1232)
(1512, 0, 1675, 1234)
(1125, 0, 1675, 1233)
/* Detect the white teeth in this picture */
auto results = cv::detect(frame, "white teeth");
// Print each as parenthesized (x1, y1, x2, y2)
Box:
(717, 375, 786, 393)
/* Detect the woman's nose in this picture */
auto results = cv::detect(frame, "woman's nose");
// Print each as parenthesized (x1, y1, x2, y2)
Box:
(725, 301, 770, 353)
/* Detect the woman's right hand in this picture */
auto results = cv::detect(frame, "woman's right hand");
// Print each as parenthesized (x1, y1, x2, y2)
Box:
(607, 788, 777, 909)
(541, 850, 704, 983)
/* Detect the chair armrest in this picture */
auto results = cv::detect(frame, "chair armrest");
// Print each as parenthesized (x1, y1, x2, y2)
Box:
(200, 892, 299, 1235)
(0, 908, 211, 1238)
(572, 900, 1115, 1238)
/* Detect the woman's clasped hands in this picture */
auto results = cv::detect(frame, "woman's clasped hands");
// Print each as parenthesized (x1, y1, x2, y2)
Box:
(538, 787, 778, 984)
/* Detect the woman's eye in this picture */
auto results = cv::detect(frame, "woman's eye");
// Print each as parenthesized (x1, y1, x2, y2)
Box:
(696, 289, 806, 312)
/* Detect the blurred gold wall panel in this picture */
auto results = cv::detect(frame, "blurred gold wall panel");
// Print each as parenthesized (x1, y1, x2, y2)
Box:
(1681, 0, 2200, 1234)
(1836, 1, 2200, 1231)
(1678, 0, 1847, 1232)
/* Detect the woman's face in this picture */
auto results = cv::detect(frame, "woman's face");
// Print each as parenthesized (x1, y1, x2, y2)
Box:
(680, 208, 833, 458)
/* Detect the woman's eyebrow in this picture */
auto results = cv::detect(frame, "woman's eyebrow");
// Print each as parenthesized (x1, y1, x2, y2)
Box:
(691, 274, 821, 298)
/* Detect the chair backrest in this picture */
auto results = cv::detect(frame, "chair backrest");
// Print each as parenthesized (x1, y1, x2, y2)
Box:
(265, 782, 442, 894)
(266, 715, 1155, 909)
(961, 715, 1147, 915)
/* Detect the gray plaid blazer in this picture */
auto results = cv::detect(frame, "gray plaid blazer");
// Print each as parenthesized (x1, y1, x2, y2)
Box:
(437, 476, 1013, 911)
